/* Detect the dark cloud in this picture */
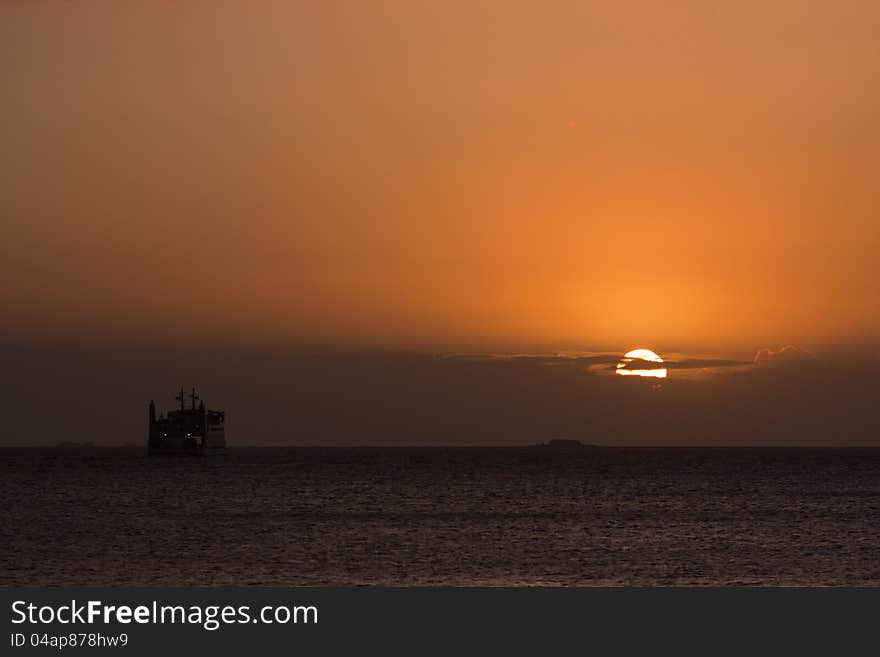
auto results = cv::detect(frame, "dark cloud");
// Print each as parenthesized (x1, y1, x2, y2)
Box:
(754, 345, 815, 368)
(451, 353, 750, 372)
(615, 357, 665, 372)
(664, 358, 751, 370)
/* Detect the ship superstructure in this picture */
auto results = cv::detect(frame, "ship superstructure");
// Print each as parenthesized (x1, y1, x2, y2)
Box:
(148, 388, 226, 455)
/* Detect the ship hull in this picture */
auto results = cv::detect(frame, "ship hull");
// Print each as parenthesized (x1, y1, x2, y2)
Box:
(148, 445, 227, 456)
(148, 433, 226, 456)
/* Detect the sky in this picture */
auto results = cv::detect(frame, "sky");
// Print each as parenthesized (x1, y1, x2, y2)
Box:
(2, 1, 879, 354)
(1, 3, 878, 444)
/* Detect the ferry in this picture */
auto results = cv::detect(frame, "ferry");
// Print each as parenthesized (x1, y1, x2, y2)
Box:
(148, 388, 226, 456)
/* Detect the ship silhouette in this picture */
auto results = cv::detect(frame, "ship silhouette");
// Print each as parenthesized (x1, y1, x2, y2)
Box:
(148, 388, 226, 456)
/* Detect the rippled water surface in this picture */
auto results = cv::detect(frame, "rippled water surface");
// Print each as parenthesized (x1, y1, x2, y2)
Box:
(2, 447, 880, 586)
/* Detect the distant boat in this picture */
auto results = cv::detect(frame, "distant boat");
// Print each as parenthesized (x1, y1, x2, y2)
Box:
(533, 439, 599, 450)
(148, 388, 226, 456)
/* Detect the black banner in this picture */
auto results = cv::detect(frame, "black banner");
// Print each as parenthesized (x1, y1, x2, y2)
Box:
(2, 588, 876, 655)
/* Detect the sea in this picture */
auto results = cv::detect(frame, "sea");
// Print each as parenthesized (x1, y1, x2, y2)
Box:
(2, 447, 879, 586)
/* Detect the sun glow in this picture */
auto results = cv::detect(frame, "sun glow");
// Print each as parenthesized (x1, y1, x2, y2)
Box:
(616, 348, 667, 378)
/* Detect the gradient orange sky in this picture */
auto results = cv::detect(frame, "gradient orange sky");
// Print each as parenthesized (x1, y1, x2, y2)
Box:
(2, 2, 878, 355)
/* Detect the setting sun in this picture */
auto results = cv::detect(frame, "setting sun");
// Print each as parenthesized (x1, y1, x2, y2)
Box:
(616, 348, 667, 379)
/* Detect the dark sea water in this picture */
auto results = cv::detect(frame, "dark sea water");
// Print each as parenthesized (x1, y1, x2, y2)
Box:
(2, 447, 880, 586)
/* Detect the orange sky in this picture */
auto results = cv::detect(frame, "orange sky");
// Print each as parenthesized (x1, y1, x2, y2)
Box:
(2, 2, 878, 355)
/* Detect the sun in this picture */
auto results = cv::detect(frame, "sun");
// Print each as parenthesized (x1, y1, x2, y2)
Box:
(616, 348, 667, 378)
